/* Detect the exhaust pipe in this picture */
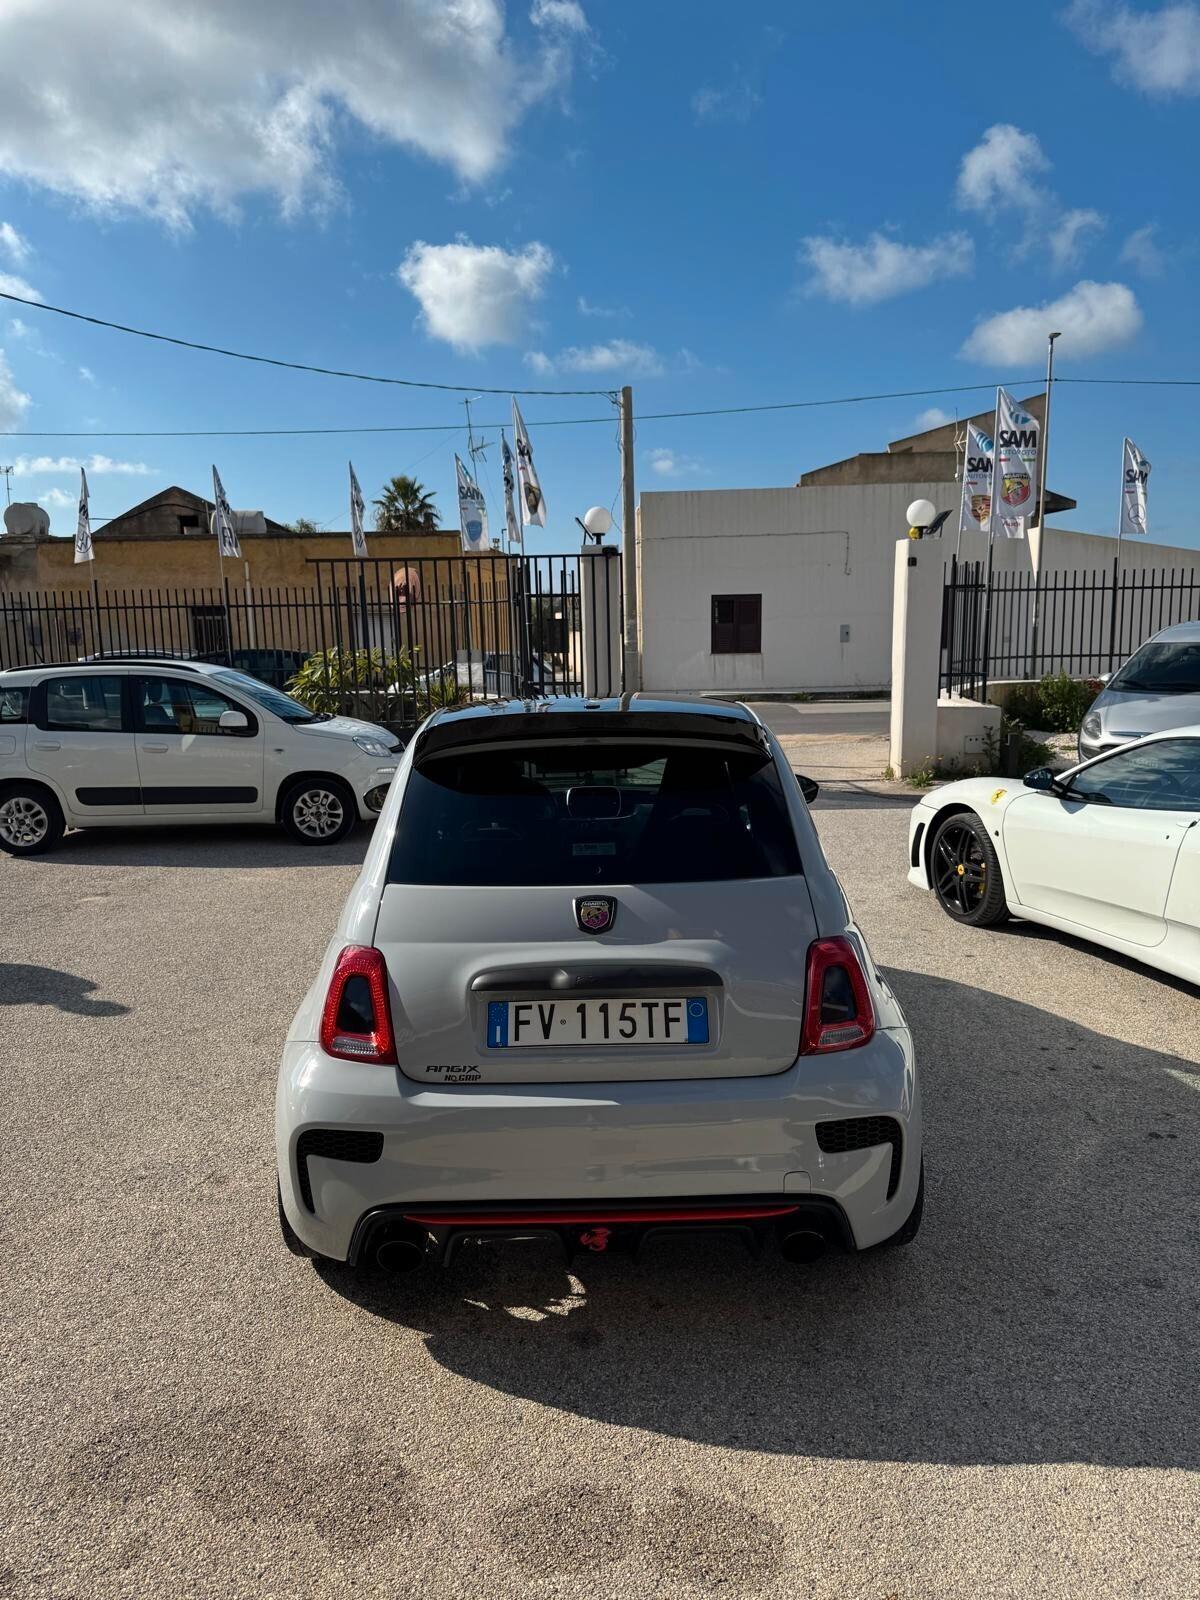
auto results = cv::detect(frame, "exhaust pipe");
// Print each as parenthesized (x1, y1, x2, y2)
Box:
(779, 1228, 827, 1265)
(374, 1232, 428, 1273)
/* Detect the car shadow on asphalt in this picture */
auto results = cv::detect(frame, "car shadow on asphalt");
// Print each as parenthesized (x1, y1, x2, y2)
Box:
(319, 970, 1199, 1470)
(12, 825, 370, 869)
(992, 917, 1200, 996)
(0, 962, 130, 1015)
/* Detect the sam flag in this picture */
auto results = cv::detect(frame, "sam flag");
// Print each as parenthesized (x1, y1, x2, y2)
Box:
(989, 388, 1039, 540)
(512, 398, 546, 527)
(1119, 437, 1151, 539)
(958, 421, 993, 538)
(501, 429, 521, 546)
(348, 460, 368, 557)
(455, 454, 488, 553)
(74, 467, 93, 565)
(211, 465, 242, 559)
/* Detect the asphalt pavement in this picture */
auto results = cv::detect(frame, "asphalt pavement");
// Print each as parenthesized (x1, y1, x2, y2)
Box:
(746, 698, 890, 740)
(2, 804, 1197, 1599)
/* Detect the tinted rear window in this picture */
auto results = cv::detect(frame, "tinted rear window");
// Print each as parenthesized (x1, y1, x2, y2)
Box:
(388, 740, 802, 886)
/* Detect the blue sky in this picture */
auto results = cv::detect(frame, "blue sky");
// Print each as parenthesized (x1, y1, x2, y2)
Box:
(0, 0, 1198, 553)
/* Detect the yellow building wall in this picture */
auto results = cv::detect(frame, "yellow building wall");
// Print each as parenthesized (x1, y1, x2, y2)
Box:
(24, 530, 463, 592)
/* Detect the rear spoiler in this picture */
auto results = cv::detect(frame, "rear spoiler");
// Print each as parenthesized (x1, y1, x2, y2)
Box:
(412, 708, 771, 767)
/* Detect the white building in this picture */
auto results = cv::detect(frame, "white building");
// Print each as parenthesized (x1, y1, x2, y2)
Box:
(636, 399, 1194, 694)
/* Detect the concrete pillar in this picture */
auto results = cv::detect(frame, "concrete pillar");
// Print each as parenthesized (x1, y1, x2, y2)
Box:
(888, 540, 943, 777)
(580, 544, 622, 698)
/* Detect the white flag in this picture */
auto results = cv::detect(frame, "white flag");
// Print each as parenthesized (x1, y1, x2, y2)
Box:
(211, 465, 242, 559)
(512, 398, 546, 527)
(349, 460, 368, 557)
(74, 467, 93, 564)
(958, 422, 993, 538)
(455, 454, 489, 553)
(1119, 437, 1150, 539)
(989, 388, 1039, 540)
(501, 429, 521, 546)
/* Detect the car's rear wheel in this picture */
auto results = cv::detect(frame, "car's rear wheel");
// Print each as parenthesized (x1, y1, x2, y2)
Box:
(0, 784, 65, 857)
(280, 777, 356, 846)
(929, 811, 1008, 926)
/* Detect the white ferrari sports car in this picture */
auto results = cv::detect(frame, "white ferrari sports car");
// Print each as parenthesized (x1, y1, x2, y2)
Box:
(908, 726, 1200, 984)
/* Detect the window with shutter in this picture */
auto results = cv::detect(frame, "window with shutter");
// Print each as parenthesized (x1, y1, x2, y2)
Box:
(711, 594, 761, 654)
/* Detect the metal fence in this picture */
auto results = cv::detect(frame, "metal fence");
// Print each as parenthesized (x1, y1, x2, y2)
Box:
(0, 551, 619, 733)
(941, 555, 1200, 699)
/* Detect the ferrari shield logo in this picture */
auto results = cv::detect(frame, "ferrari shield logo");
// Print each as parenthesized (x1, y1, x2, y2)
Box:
(575, 896, 616, 935)
(1001, 472, 1031, 507)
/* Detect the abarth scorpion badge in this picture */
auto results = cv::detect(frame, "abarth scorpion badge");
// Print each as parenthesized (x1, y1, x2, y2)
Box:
(575, 896, 616, 935)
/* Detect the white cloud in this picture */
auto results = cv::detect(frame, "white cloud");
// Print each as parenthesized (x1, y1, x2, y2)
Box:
(0, 273, 41, 303)
(13, 454, 151, 476)
(914, 408, 953, 430)
(38, 487, 74, 509)
(7, 317, 32, 340)
(957, 124, 1051, 214)
(956, 123, 1105, 263)
(1120, 222, 1166, 275)
(961, 280, 1142, 363)
(1065, 1, 1200, 94)
(0, 222, 30, 266)
(530, 0, 589, 31)
(0, 348, 30, 430)
(578, 295, 629, 319)
(692, 76, 762, 124)
(524, 339, 664, 375)
(0, 2, 591, 227)
(1050, 207, 1105, 269)
(800, 231, 974, 305)
(79, 365, 97, 385)
(647, 447, 708, 479)
(397, 238, 555, 351)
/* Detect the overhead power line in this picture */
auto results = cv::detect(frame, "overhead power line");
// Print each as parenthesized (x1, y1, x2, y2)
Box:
(0, 288, 614, 399)
(0, 381, 1036, 439)
(3, 371, 1199, 443)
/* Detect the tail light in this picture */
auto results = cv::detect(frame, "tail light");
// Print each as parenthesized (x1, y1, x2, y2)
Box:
(320, 945, 397, 1063)
(800, 936, 875, 1053)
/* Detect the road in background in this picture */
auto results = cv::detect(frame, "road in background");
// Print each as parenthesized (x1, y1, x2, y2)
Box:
(2, 812, 1196, 1599)
(745, 698, 890, 740)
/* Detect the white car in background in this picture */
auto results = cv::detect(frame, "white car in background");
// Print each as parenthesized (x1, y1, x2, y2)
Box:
(0, 657, 401, 855)
(908, 728, 1200, 984)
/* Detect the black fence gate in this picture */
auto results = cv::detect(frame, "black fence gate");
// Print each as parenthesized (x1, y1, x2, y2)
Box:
(0, 551, 622, 735)
(941, 555, 1200, 700)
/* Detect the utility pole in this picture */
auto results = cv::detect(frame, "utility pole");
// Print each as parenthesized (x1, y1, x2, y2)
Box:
(618, 384, 640, 692)
(1029, 330, 1061, 679)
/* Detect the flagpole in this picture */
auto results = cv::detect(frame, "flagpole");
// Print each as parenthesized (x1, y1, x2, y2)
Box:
(1029, 331, 1061, 680)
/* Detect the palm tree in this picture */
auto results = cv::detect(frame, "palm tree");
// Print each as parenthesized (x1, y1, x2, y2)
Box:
(374, 475, 441, 533)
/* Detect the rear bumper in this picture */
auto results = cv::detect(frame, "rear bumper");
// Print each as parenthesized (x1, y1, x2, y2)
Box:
(348, 1194, 857, 1267)
(275, 1028, 921, 1260)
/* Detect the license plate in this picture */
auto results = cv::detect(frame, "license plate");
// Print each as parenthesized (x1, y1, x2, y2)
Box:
(487, 997, 709, 1048)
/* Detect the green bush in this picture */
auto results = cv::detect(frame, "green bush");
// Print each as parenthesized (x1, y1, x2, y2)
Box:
(286, 646, 411, 716)
(1004, 672, 1100, 733)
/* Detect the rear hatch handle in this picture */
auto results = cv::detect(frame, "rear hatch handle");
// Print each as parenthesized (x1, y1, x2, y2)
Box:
(470, 964, 724, 994)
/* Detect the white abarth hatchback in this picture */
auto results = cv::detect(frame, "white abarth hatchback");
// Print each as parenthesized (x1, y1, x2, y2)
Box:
(908, 727, 1200, 984)
(276, 696, 923, 1274)
(0, 658, 401, 854)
